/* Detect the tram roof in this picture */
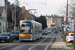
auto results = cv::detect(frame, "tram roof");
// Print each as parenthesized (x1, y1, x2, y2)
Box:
(20, 20, 42, 24)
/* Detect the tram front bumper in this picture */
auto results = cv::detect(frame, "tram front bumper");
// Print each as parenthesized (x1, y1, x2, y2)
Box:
(19, 37, 32, 41)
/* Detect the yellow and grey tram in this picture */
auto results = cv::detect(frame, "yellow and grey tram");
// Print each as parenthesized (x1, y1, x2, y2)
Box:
(19, 20, 42, 41)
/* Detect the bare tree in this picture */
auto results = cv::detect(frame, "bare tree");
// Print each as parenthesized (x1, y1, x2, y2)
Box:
(68, 0, 75, 17)
(59, 0, 75, 18)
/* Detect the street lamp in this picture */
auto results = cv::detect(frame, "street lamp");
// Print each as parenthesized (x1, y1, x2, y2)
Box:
(66, 0, 68, 24)
(65, 0, 68, 43)
(28, 9, 36, 20)
(6, 0, 8, 32)
(14, 0, 18, 31)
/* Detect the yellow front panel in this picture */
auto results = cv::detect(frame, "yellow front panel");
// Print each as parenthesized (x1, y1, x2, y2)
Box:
(66, 31, 73, 33)
(19, 34, 32, 38)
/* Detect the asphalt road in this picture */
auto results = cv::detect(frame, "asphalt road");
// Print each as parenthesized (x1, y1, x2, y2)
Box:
(0, 32, 56, 50)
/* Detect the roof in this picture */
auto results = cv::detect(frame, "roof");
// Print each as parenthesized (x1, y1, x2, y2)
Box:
(45, 16, 64, 18)
(0, 6, 5, 16)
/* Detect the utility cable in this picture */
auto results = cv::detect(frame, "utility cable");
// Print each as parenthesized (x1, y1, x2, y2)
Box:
(37, 0, 51, 14)
(45, 0, 51, 14)
(20, 0, 32, 8)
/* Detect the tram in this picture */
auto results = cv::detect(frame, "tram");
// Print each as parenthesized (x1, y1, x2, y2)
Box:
(19, 20, 42, 41)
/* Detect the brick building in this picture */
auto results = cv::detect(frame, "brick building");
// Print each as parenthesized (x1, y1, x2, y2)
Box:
(17, 6, 34, 28)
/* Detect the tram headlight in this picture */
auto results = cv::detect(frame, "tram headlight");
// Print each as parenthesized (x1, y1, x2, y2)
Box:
(30, 35, 32, 37)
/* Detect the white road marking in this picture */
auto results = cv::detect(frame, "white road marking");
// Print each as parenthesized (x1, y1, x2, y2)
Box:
(0, 43, 11, 46)
(44, 34, 56, 50)
(0, 45, 14, 49)
(0, 43, 19, 49)
(44, 38, 54, 50)
(28, 37, 48, 50)
(12, 46, 22, 50)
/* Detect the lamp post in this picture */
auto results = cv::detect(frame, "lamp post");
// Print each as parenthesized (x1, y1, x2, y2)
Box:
(66, 0, 68, 24)
(65, 0, 68, 39)
(14, 3, 16, 31)
(28, 9, 36, 20)
(14, 0, 18, 31)
(6, 0, 8, 32)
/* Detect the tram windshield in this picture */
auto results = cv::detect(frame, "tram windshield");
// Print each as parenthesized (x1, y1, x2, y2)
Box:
(20, 22, 31, 34)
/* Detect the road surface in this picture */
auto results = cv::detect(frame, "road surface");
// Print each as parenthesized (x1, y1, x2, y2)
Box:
(0, 32, 56, 50)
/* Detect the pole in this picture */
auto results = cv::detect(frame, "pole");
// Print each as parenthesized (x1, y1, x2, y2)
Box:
(12, 10, 14, 29)
(28, 9, 36, 20)
(65, 0, 68, 38)
(14, 4, 16, 31)
(66, 0, 68, 24)
(74, 8, 75, 45)
(6, 0, 7, 32)
(1, 20, 2, 33)
(34, 12, 37, 20)
(14, 0, 18, 31)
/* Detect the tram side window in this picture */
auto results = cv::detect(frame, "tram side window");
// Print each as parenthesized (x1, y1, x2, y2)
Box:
(31, 25, 33, 33)
(35, 26, 37, 33)
(38, 26, 39, 33)
(37, 26, 39, 33)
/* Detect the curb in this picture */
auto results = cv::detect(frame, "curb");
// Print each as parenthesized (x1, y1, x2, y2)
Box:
(51, 32, 74, 50)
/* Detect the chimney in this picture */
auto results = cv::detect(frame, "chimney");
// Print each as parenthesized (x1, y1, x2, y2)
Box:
(22, 6, 26, 9)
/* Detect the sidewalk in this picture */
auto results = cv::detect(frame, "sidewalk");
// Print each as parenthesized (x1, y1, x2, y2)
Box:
(51, 31, 74, 50)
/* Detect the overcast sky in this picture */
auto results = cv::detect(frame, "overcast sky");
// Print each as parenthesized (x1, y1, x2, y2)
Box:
(8, 0, 67, 16)
(0, 0, 5, 6)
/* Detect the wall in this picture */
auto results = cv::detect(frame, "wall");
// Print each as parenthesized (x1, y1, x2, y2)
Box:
(70, 18, 74, 31)
(46, 15, 64, 30)
(1, 8, 6, 32)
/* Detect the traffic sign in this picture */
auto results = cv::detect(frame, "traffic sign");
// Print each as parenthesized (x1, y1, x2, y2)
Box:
(0, 17, 2, 19)
(2, 26, 4, 29)
(66, 31, 73, 33)
(0, 23, 1, 25)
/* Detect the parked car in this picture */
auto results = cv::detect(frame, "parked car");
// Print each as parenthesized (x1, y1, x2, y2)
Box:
(47, 29, 51, 33)
(0, 33, 13, 42)
(42, 30, 48, 35)
(10, 29, 14, 33)
(11, 31, 19, 40)
(58, 29, 61, 31)
(54, 30, 58, 34)
(66, 33, 74, 42)
(51, 29, 53, 32)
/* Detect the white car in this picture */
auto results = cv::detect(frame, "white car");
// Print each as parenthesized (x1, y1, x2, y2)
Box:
(47, 30, 51, 33)
(47, 29, 52, 33)
(66, 33, 74, 42)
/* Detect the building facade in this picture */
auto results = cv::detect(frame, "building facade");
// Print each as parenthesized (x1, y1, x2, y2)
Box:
(0, 6, 7, 32)
(45, 15, 64, 30)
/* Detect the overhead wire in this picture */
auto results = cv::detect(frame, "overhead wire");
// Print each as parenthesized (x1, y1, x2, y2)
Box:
(30, 0, 51, 16)
(20, 0, 50, 16)
(20, 0, 32, 8)
(37, 0, 51, 14)
(11, 0, 31, 8)
(10, 0, 41, 16)
(22, 0, 41, 16)
(45, 0, 51, 14)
